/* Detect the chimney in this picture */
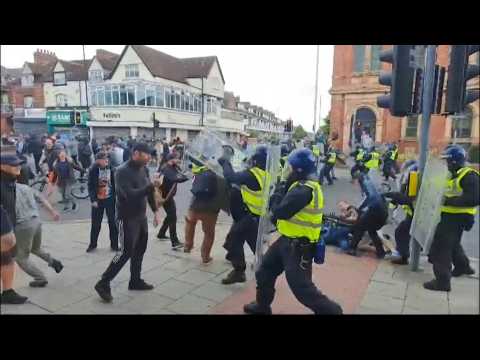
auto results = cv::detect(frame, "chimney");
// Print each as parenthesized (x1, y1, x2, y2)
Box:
(34, 49, 57, 65)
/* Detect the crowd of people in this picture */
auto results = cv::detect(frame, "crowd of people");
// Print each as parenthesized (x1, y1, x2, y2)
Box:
(1, 113, 478, 313)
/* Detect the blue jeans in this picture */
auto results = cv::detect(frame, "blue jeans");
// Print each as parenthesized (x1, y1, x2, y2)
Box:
(323, 226, 351, 248)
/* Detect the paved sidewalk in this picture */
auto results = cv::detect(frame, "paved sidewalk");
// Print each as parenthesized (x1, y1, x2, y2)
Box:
(1, 220, 256, 315)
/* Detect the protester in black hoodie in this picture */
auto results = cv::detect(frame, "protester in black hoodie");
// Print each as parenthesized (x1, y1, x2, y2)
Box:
(156, 153, 188, 249)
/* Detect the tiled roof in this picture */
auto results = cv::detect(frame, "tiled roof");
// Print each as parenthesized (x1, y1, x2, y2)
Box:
(109, 45, 225, 85)
(95, 49, 119, 71)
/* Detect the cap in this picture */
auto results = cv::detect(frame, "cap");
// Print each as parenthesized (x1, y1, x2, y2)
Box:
(132, 142, 153, 154)
(95, 151, 108, 160)
(0, 154, 26, 166)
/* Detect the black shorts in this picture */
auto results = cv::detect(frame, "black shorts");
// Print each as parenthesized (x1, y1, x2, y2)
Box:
(1, 206, 13, 236)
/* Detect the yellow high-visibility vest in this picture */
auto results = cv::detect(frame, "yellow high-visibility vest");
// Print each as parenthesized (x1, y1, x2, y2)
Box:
(276, 180, 324, 243)
(312, 145, 321, 157)
(441, 167, 480, 215)
(356, 149, 365, 161)
(240, 167, 267, 216)
(327, 152, 337, 164)
(365, 151, 380, 169)
(390, 149, 398, 161)
(192, 164, 208, 175)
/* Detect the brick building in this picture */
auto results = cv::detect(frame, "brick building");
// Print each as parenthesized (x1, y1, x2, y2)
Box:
(329, 45, 479, 160)
(9, 49, 58, 135)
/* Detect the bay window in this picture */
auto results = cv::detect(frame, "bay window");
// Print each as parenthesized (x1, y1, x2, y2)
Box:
(175, 91, 181, 110)
(137, 85, 146, 106)
(165, 88, 171, 108)
(155, 86, 164, 107)
(120, 85, 127, 105)
(105, 85, 112, 106)
(127, 86, 135, 105)
(112, 85, 120, 105)
(97, 87, 105, 106)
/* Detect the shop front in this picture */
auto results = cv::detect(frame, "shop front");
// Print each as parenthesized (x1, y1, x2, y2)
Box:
(46, 109, 90, 139)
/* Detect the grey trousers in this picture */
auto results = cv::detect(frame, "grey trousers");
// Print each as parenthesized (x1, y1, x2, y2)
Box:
(14, 218, 53, 281)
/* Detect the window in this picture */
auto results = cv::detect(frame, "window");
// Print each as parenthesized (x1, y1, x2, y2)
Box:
(105, 85, 112, 106)
(127, 86, 135, 105)
(212, 99, 217, 114)
(125, 64, 139, 78)
(353, 45, 366, 73)
(155, 86, 164, 107)
(171, 129, 177, 138)
(120, 86, 127, 105)
(181, 92, 186, 110)
(405, 115, 418, 138)
(112, 85, 120, 105)
(451, 107, 473, 139)
(370, 45, 382, 72)
(24, 96, 33, 108)
(55, 94, 68, 107)
(146, 86, 155, 106)
(91, 88, 97, 106)
(89, 70, 103, 82)
(189, 94, 194, 112)
(165, 88, 171, 108)
(175, 92, 181, 110)
(137, 85, 146, 106)
(21, 74, 34, 87)
(97, 87, 105, 106)
(54, 72, 66, 85)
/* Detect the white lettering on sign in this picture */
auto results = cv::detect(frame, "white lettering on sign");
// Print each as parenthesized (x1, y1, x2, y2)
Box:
(103, 113, 121, 119)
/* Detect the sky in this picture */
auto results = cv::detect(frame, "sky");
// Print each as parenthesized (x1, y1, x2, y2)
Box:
(0, 45, 333, 130)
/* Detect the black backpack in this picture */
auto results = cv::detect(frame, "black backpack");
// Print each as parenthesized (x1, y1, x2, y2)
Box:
(191, 170, 217, 200)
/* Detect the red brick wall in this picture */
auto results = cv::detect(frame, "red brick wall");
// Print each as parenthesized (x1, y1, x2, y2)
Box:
(329, 45, 459, 157)
(10, 84, 45, 108)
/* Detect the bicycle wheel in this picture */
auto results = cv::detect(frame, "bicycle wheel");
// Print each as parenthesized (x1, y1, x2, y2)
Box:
(71, 183, 89, 199)
(31, 180, 46, 193)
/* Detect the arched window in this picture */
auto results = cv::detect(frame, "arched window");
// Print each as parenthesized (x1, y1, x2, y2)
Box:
(451, 106, 473, 139)
(353, 45, 366, 73)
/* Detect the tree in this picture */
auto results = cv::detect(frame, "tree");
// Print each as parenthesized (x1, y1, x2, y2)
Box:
(293, 125, 307, 141)
(320, 113, 330, 136)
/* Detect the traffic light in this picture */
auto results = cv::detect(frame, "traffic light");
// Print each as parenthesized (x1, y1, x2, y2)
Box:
(445, 45, 480, 114)
(74, 111, 82, 125)
(377, 45, 416, 117)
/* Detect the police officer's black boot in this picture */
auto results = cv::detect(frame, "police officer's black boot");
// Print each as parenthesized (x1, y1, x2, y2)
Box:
(243, 302, 272, 315)
(221, 269, 246, 285)
(423, 279, 451, 292)
(452, 266, 475, 277)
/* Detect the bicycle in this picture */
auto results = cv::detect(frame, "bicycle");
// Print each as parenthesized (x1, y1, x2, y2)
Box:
(71, 173, 89, 200)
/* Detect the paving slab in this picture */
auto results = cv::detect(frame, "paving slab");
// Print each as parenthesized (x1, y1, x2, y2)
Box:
(167, 294, 217, 314)
(359, 293, 404, 314)
(175, 269, 217, 286)
(366, 280, 407, 300)
(152, 279, 198, 300)
(191, 281, 236, 303)
(1, 302, 52, 315)
(121, 292, 175, 314)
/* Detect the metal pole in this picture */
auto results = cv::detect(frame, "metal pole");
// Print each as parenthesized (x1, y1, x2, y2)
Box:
(83, 45, 89, 107)
(410, 45, 437, 271)
(201, 78, 204, 128)
(313, 45, 320, 134)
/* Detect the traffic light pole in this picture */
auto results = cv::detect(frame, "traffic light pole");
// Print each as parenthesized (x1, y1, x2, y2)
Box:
(410, 45, 437, 271)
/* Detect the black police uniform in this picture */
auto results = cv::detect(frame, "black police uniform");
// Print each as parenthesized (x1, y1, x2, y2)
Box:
(251, 177, 343, 314)
(220, 160, 261, 275)
(428, 170, 479, 289)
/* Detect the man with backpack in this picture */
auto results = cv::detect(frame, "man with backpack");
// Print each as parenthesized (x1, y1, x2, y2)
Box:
(156, 153, 188, 249)
(184, 159, 226, 264)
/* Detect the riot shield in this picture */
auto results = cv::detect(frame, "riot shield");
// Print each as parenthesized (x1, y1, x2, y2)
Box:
(185, 128, 248, 177)
(409, 154, 448, 254)
(254, 145, 281, 271)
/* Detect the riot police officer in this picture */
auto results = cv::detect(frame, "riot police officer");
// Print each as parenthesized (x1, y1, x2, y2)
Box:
(243, 148, 343, 315)
(218, 145, 268, 285)
(382, 144, 398, 181)
(350, 145, 367, 180)
(319, 145, 337, 186)
(424, 145, 479, 292)
(364, 146, 381, 172)
(383, 161, 419, 265)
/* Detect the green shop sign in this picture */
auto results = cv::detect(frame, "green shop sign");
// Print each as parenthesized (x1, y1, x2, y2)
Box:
(47, 111, 73, 125)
